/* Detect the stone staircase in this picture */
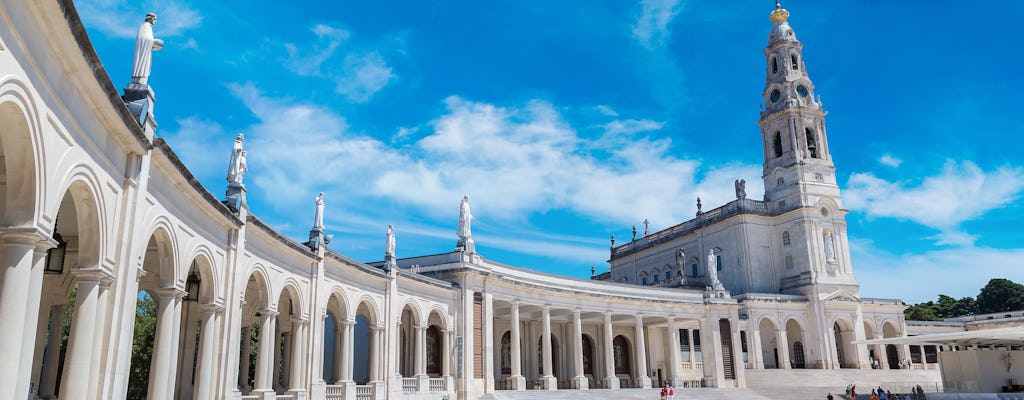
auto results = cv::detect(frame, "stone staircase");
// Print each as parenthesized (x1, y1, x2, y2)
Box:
(486, 387, 841, 400)
(745, 368, 942, 390)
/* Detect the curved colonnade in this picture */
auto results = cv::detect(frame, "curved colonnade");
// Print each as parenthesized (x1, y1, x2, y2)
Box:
(0, 2, 915, 400)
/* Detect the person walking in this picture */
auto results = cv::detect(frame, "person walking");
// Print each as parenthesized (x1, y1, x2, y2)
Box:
(660, 385, 668, 400)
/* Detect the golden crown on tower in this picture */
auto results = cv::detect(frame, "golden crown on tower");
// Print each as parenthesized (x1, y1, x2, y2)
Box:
(770, 1, 790, 24)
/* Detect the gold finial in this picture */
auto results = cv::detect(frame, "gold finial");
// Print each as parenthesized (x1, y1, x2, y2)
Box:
(770, 1, 790, 24)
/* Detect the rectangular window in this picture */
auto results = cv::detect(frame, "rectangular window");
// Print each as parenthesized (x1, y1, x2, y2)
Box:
(785, 255, 793, 269)
(716, 255, 723, 271)
(692, 263, 699, 276)
(693, 329, 702, 362)
(740, 331, 749, 362)
(910, 345, 922, 364)
(680, 329, 690, 362)
(665, 271, 671, 280)
(653, 274, 659, 282)
(925, 345, 938, 363)
(642, 277, 648, 285)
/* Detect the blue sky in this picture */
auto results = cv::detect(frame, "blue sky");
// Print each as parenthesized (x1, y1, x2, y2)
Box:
(79, 0, 1024, 304)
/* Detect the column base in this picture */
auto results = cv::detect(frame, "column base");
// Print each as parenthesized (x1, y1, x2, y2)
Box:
(416, 374, 430, 392)
(572, 376, 589, 390)
(508, 375, 526, 391)
(228, 389, 243, 400)
(445, 375, 455, 394)
(372, 381, 386, 399)
(286, 389, 307, 400)
(603, 376, 620, 390)
(310, 381, 326, 400)
(637, 376, 652, 389)
(539, 375, 557, 390)
(251, 389, 277, 400)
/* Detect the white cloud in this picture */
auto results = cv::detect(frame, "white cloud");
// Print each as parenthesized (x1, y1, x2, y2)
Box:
(851, 238, 1024, 304)
(284, 24, 350, 77)
(601, 118, 664, 137)
(845, 161, 1024, 241)
(282, 25, 396, 103)
(77, 0, 203, 38)
(632, 0, 683, 50)
(595, 105, 619, 117)
(335, 51, 396, 103)
(879, 153, 903, 168)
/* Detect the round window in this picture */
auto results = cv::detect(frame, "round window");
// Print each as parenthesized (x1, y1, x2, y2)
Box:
(770, 89, 781, 103)
(820, 208, 829, 216)
(797, 85, 809, 98)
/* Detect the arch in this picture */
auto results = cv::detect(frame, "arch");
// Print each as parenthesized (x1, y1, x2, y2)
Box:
(757, 316, 782, 369)
(400, 300, 423, 328)
(52, 167, 108, 270)
(0, 78, 43, 228)
(355, 296, 381, 327)
(141, 217, 180, 288)
(274, 277, 306, 316)
(182, 245, 220, 304)
(500, 331, 512, 375)
(881, 320, 900, 338)
(831, 317, 857, 369)
(785, 318, 806, 369)
(325, 287, 351, 322)
(427, 306, 450, 331)
(791, 53, 799, 70)
(773, 131, 783, 158)
(241, 264, 273, 311)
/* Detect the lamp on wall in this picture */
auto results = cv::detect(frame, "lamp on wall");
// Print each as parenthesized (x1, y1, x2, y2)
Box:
(184, 262, 200, 302)
(44, 231, 67, 275)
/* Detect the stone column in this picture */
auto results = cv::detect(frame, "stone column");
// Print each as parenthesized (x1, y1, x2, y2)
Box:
(666, 317, 682, 386)
(177, 302, 200, 399)
(482, 293, 494, 392)
(16, 243, 47, 400)
(333, 322, 344, 382)
(602, 313, 620, 389)
(288, 319, 307, 396)
(59, 271, 104, 398)
(920, 345, 929, 369)
(240, 325, 253, 391)
(254, 310, 278, 398)
(777, 329, 791, 369)
(571, 310, 588, 389)
(369, 326, 382, 381)
(508, 301, 525, 390)
(415, 325, 429, 391)
(633, 314, 652, 388)
(0, 230, 42, 399)
(194, 305, 223, 400)
(540, 306, 556, 389)
(826, 326, 839, 369)
(37, 304, 66, 398)
(342, 320, 355, 381)
(442, 329, 452, 377)
(688, 329, 696, 370)
(272, 331, 283, 391)
(750, 328, 765, 370)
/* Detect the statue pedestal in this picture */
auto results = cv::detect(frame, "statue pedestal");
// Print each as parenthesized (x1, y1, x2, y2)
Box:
(224, 183, 246, 212)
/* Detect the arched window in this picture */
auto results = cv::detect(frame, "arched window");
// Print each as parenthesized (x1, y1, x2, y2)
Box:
(805, 127, 818, 158)
(791, 53, 799, 70)
(782, 231, 791, 246)
(772, 57, 778, 74)
(613, 336, 632, 375)
(773, 131, 783, 158)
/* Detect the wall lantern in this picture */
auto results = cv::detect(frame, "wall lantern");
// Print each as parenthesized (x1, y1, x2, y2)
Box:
(44, 232, 67, 275)
(184, 264, 200, 302)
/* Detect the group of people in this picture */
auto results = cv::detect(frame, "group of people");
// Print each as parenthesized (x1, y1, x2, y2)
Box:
(868, 356, 915, 369)
(832, 384, 927, 400)
(659, 384, 676, 400)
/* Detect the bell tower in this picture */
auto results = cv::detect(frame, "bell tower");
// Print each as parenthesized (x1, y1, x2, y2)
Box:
(758, 1, 840, 214)
(757, 2, 858, 294)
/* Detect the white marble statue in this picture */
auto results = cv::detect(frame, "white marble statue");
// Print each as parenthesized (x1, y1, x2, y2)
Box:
(385, 224, 396, 257)
(131, 13, 164, 85)
(314, 192, 325, 229)
(226, 134, 247, 184)
(824, 231, 837, 264)
(457, 195, 472, 239)
(707, 249, 724, 290)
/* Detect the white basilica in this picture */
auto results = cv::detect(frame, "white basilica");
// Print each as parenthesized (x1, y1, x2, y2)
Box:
(0, 2, 926, 400)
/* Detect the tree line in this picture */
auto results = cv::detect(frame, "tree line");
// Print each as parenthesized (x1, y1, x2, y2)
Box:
(904, 278, 1024, 321)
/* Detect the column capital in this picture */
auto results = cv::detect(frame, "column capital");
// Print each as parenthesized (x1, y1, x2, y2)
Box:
(543, 304, 551, 311)
(259, 309, 279, 318)
(291, 316, 308, 325)
(154, 286, 188, 300)
(369, 325, 384, 332)
(414, 324, 427, 331)
(0, 226, 49, 246)
(72, 268, 114, 283)
(201, 304, 225, 316)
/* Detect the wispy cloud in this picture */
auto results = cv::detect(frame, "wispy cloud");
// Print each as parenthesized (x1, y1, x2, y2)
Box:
(282, 24, 396, 103)
(879, 153, 903, 168)
(77, 0, 203, 38)
(632, 0, 683, 50)
(845, 160, 1024, 245)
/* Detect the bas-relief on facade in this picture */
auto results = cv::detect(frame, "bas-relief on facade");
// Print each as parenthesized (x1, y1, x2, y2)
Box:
(0, 2, 922, 400)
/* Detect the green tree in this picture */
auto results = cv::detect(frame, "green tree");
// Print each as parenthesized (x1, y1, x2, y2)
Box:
(976, 278, 1024, 314)
(904, 301, 939, 321)
(128, 292, 157, 400)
